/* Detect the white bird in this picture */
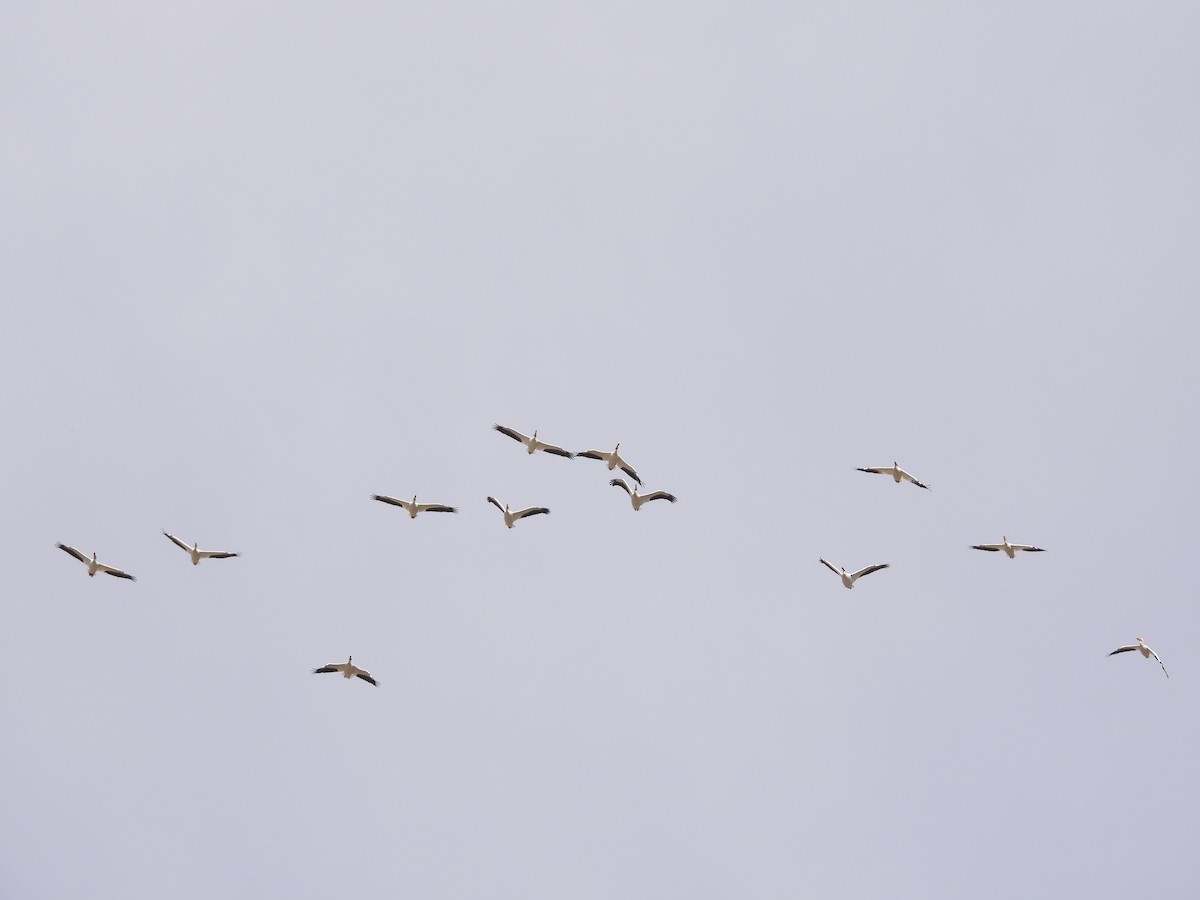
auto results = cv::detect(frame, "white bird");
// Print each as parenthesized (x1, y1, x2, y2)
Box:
(487, 496, 550, 528)
(56, 543, 136, 580)
(970, 536, 1045, 558)
(493, 425, 574, 458)
(163, 532, 240, 565)
(1108, 637, 1168, 678)
(312, 655, 378, 686)
(372, 494, 458, 518)
(577, 442, 641, 484)
(609, 478, 676, 511)
(819, 558, 890, 589)
(856, 461, 930, 490)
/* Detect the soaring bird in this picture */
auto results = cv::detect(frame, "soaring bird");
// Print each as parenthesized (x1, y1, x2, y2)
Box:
(372, 494, 458, 518)
(486, 496, 550, 529)
(1108, 638, 1168, 678)
(312, 656, 378, 686)
(609, 478, 676, 511)
(56, 543, 136, 580)
(856, 461, 930, 490)
(163, 532, 240, 565)
(819, 559, 889, 590)
(971, 536, 1045, 558)
(493, 425, 574, 458)
(577, 443, 641, 484)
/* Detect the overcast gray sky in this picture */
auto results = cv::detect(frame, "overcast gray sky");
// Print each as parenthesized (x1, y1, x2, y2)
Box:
(3, 2, 1198, 897)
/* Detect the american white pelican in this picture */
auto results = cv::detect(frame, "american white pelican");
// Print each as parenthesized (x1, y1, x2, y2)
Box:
(487, 496, 550, 528)
(819, 558, 889, 589)
(372, 494, 458, 518)
(312, 655, 378, 686)
(970, 536, 1045, 558)
(577, 443, 641, 484)
(163, 532, 240, 565)
(493, 425, 574, 458)
(856, 461, 930, 490)
(1108, 637, 1168, 678)
(609, 478, 676, 511)
(56, 543, 136, 580)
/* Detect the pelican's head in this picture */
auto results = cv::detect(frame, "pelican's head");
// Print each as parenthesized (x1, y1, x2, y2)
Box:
(348, 655, 353, 665)
(413, 495, 418, 503)
(1136, 637, 1145, 644)
(533, 430, 538, 439)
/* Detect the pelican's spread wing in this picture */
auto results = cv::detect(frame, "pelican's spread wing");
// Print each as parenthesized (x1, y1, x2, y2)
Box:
(642, 491, 677, 504)
(198, 550, 239, 559)
(539, 444, 574, 458)
(417, 504, 458, 514)
(619, 464, 642, 485)
(972, 544, 1003, 552)
(907, 475, 931, 490)
(99, 565, 136, 581)
(493, 424, 529, 444)
(355, 671, 379, 686)
(850, 563, 889, 579)
(512, 507, 550, 520)
(609, 478, 633, 496)
(856, 467, 892, 477)
(163, 532, 192, 553)
(312, 664, 346, 675)
(486, 496, 505, 513)
(576, 450, 607, 462)
(56, 543, 88, 564)
(372, 494, 413, 512)
(1149, 650, 1169, 678)
(1108, 645, 1138, 656)
(1013, 544, 1045, 553)
(819, 559, 842, 576)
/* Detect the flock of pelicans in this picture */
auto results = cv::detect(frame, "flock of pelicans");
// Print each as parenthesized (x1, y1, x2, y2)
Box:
(54, 426, 1170, 683)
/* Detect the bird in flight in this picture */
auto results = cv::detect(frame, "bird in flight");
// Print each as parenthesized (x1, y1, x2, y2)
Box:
(493, 425, 574, 458)
(312, 656, 378, 686)
(970, 536, 1045, 558)
(487, 496, 550, 529)
(163, 532, 240, 565)
(56, 543, 136, 580)
(856, 461, 930, 490)
(819, 559, 890, 590)
(1108, 637, 1168, 678)
(372, 494, 458, 518)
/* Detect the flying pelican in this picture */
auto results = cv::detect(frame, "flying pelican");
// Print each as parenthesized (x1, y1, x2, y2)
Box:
(162, 532, 240, 565)
(486, 496, 550, 528)
(1108, 638, 1168, 678)
(372, 494, 458, 518)
(577, 443, 641, 484)
(56, 543, 136, 580)
(856, 461, 930, 490)
(312, 655, 378, 686)
(609, 478, 676, 511)
(819, 558, 889, 589)
(493, 425, 574, 458)
(970, 536, 1045, 558)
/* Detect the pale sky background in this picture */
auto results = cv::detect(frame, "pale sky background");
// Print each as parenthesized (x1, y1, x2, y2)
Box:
(2, 3, 1198, 898)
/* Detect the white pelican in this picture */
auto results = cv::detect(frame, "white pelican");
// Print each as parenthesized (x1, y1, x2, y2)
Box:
(970, 536, 1045, 558)
(856, 461, 930, 490)
(312, 655, 378, 686)
(819, 558, 889, 589)
(493, 425, 574, 458)
(577, 443, 641, 484)
(487, 496, 550, 528)
(372, 494, 458, 518)
(1108, 637, 1168, 678)
(609, 478, 676, 511)
(163, 532, 240, 565)
(56, 543, 136, 580)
